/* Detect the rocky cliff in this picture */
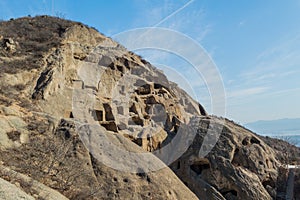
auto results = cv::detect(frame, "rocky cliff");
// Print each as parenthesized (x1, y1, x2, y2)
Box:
(0, 16, 299, 200)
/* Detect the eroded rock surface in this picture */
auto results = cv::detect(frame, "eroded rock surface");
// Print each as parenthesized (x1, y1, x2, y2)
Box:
(0, 16, 198, 200)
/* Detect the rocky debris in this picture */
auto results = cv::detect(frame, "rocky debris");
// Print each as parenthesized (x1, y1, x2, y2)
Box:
(259, 135, 300, 164)
(0, 37, 18, 53)
(0, 16, 299, 200)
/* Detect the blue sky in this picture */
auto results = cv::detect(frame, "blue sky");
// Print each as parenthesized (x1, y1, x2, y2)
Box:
(1, 0, 300, 123)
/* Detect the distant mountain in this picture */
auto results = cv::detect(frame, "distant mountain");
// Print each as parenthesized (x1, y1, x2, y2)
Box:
(245, 118, 300, 135)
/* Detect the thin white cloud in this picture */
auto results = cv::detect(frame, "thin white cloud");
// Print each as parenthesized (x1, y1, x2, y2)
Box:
(227, 87, 269, 98)
(152, 0, 195, 27)
(259, 87, 300, 97)
(244, 33, 300, 79)
(226, 86, 300, 123)
(252, 73, 276, 81)
(234, 33, 300, 94)
(132, 0, 210, 42)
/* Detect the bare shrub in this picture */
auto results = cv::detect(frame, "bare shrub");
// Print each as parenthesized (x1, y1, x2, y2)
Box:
(0, 118, 101, 198)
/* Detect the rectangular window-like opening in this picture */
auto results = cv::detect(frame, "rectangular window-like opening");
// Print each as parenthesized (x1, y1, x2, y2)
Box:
(177, 161, 181, 170)
(93, 110, 103, 121)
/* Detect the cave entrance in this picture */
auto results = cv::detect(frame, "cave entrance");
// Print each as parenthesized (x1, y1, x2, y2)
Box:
(103, 103, 115, 121)
(190, 158, 210, 175)
(93, 110, 104, 122)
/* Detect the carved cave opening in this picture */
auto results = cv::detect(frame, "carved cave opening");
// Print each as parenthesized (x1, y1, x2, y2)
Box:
(190, 159, 210, 175)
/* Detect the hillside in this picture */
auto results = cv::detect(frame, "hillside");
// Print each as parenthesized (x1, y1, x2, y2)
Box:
(0, 16, 299, 200)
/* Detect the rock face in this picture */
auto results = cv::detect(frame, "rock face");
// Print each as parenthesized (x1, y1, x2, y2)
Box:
(170, 118, 281, 199)
(0, 16, 299, 199)
(0, 16, 198, 200)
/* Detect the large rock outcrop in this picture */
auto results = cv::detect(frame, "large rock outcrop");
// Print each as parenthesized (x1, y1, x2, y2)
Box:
(0, 16, 299, 199)
(0, 16, 200, 200)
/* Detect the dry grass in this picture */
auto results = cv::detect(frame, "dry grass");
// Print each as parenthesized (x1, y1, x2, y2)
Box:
(0, 16, 83, 74)
(0, 118, 100, 199)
